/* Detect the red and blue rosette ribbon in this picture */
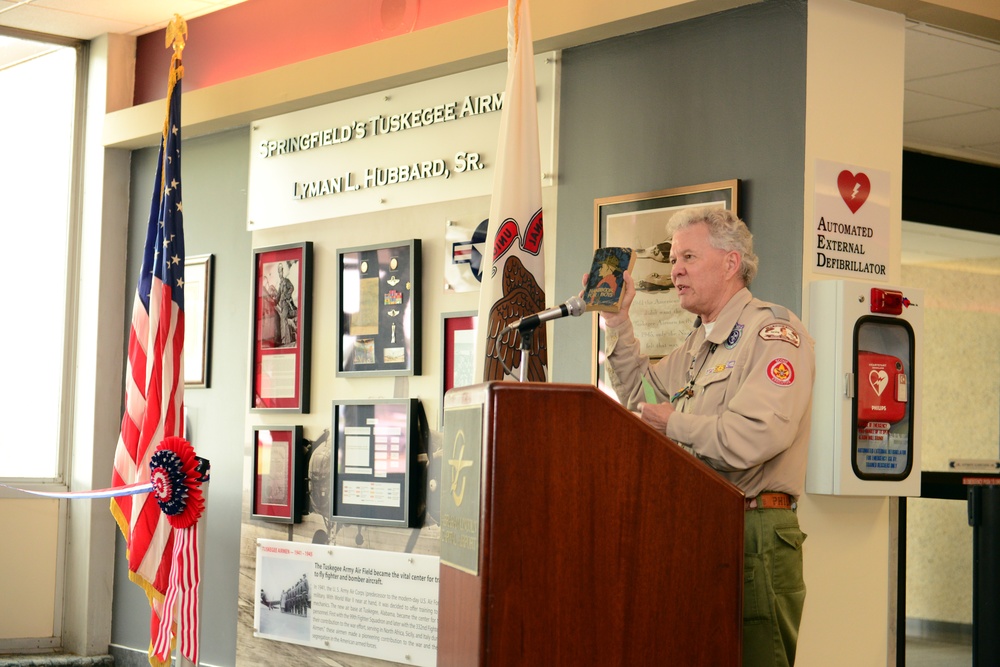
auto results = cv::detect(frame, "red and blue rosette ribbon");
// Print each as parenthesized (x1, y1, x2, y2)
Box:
(149, 436, 205, 529)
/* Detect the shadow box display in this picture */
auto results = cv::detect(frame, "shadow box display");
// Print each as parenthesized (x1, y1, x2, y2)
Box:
(331, 398, 423, 528)
(250, 242, 312, 413)
(337, 239, 421, 376)
(592, 180, 740, 383)
(252, 425, 306, 524)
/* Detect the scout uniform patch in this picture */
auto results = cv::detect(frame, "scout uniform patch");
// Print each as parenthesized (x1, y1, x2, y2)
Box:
(725, 323, 744, 349)
(766, 358, 795, 386)
(759, 323, 800, 347)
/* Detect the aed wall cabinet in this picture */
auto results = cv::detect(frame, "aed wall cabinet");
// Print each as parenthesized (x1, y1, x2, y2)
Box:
(807, 279, 924, 496)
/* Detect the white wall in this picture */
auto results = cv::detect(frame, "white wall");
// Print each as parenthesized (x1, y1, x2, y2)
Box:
(798, 0, 907, 664)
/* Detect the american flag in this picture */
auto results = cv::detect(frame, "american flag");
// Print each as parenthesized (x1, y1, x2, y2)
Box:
(110, 27, 193, 666)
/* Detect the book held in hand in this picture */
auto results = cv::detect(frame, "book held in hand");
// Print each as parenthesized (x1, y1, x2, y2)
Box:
(583, 247, 635, 312)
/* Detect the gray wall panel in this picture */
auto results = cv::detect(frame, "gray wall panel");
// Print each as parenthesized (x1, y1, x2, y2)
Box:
(112, 127, 250, 667)
(554, 0, 808, 384)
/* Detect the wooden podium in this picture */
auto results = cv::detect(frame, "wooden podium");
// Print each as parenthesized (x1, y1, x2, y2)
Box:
(437, 382, 744, 666)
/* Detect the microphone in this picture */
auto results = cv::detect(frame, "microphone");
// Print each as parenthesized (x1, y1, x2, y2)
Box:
(501, 296, 586, 335)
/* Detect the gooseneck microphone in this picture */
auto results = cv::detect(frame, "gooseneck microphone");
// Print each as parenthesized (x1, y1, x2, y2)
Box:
(501, 296, 586, 335)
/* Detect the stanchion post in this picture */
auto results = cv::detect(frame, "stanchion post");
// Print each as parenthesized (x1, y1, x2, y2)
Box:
(968, 484, 1000, 665)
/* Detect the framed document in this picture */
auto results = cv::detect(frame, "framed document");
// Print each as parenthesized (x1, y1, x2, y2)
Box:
(337, 239, 421, 376)
(331, 398, 422, 527)
(440, 311, 477, 427)
(250, 242, 312, 412)
(593, 180, 739, 383)
(184, 253, 214, 388)
(251, 425, 305, 524)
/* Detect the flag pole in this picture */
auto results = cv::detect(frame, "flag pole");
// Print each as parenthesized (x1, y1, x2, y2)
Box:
(474, 0, 548, 384)
(111, 12, 203, 666)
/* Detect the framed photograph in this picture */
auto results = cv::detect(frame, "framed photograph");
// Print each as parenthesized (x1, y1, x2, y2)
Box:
(184, 253, 213, 388)
(593, 180, 740, 383)
(337, 239, 421, 376)
(331, 398, 422, 527)
(252, 425, 305, 523)
(440, 311, 478, 427)
(250, 242, 312, 413)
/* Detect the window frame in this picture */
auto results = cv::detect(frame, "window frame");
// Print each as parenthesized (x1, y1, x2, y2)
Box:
(0, 26, 88, 653)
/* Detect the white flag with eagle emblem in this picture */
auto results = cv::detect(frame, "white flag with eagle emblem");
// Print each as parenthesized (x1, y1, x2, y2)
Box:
(475, 0, 548, 383)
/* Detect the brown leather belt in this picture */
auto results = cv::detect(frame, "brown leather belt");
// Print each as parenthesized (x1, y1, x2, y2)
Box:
(744, 492, 796, 511)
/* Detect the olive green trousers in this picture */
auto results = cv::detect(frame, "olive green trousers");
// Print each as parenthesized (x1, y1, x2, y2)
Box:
(743, 507, 807, 667)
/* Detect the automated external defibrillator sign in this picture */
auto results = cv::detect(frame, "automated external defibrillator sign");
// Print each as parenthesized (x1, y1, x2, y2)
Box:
(808, 280, 923, 496)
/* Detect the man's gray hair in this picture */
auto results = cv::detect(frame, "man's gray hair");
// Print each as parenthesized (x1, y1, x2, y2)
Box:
(666, 206, 758, 286)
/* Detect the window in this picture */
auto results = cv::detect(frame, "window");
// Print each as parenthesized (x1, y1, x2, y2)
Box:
(0, 33, 82, 480)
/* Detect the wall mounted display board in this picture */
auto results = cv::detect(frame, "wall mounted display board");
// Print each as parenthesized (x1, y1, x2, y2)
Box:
(251, 242, 312, 412)
(331, 398, 422, 528)
(337, 239, 421, 376)
(254, 539, 439, 666)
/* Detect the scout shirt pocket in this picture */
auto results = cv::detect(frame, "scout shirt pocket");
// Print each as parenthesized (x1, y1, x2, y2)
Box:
(692, 355, 737, 406)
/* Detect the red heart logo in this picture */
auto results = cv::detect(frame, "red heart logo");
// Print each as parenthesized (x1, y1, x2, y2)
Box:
(837, 170, 871, 214)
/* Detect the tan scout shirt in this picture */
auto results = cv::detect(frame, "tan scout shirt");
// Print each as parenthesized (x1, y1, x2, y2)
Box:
(606, 288, 815, 498)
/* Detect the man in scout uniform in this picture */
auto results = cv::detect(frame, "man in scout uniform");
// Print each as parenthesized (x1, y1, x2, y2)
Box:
(602, 206, 815, 667)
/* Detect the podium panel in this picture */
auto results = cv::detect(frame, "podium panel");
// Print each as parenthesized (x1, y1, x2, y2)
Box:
(438, 383, 744, 666)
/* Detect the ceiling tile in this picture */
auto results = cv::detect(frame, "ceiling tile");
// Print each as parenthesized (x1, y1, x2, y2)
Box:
(906, 108, 1000, 147)
(905, 26, 1000, 81)
(906, 64, 1000, 108)
(904, 89, 985, 122)
(0, 4, 142, 39)
(28, 0, 223, 33)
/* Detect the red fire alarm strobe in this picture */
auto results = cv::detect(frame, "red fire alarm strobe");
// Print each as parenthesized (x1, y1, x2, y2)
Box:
(870, 288, 904, 315)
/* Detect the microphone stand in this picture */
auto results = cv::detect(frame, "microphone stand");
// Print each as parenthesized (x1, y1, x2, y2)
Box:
(516, 322, 538, 383)
(497, 320, 539, 382)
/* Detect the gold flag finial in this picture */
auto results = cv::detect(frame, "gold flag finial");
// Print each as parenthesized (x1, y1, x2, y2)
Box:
(165, 14, 188, 56)
(165, 14, 187, 86)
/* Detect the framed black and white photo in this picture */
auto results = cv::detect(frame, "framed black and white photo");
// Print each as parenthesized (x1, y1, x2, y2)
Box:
(251, 242, 312, 412)
(337, 239, 421, 376)
(331, 398, 422, 527)
(593, 180, 740, 383)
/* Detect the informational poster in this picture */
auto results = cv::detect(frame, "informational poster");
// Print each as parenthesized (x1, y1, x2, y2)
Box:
(254, 540, 439, 666)
(813, 159, 890, 279)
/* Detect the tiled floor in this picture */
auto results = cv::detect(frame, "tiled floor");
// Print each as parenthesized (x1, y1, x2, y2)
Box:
(905, 637, 973, 666)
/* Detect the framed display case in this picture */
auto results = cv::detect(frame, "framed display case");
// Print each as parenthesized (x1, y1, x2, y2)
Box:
(251, 425, 305, 524)
(250, 242, 312, 412)
(337, 239, 421, 376)
(331, 398, 423, 527)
